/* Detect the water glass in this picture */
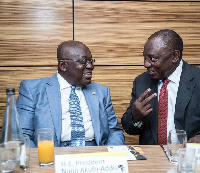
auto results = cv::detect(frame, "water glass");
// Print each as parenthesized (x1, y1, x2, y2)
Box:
(0, 141, 22, 173)
(167, 129, 187, 163)
(177, 148, 197, 173)
(37, 128, 54, 166)
(20, 134, 30, 170)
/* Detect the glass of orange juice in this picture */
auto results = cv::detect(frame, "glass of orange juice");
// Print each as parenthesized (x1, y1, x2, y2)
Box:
(37, 128, 54, 166)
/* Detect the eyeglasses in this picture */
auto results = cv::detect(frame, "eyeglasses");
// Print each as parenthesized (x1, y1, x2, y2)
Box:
(60, 58, 95, 66)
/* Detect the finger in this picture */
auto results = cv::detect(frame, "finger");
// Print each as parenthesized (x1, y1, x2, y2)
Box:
(145, 108, 154, 116)
(144, 103, 152, 111)
(138, 88, 151, 102)
(143, 104, 153, 116)
(143, 93, 157, 105)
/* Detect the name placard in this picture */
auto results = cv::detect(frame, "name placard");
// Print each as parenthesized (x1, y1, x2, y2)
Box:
(187, 143, 200, 164)
(55, 152, 129, 173)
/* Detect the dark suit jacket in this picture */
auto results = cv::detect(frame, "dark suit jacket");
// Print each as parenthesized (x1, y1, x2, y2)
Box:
(122, 60, 200, 145)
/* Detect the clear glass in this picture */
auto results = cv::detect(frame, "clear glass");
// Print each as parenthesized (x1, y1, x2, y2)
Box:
(0, 141, 22, 173)
(20, 134, 30, 170)
(0, 89, 25, 173)
(177, 148, 197, 173)
(37, 128, 54, 166)
(167, 129, 187, 164)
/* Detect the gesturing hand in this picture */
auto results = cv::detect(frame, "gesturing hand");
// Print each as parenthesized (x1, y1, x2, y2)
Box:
(131, 88, 157, 123)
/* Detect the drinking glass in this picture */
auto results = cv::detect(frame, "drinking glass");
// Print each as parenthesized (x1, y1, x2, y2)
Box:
(167, 129, 187, 163)
(0, 141, 22, 173)
(20, 134, 30, 170)
(37, 128, 54, 166)
(177, 148, 197, 173)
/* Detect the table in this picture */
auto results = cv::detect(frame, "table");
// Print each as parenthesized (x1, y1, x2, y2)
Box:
(21, 145, 200, 173)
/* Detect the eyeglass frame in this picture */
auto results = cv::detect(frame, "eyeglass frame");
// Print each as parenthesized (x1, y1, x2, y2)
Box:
(59, 58, 95, 66)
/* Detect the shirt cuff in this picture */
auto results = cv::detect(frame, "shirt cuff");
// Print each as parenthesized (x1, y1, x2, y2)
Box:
(133, 121, 143, 128)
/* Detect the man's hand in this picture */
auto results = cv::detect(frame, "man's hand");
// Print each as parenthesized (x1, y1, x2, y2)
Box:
(188, 134, 200, 143)
(131, 88, 157, 123)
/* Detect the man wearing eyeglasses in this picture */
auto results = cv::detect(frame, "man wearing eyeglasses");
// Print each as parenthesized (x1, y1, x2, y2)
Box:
(122, 29, 200, 144)
(17, 40, 125, 147)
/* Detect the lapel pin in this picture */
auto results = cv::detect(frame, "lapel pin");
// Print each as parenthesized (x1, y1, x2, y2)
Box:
(92, 92, 96, 95)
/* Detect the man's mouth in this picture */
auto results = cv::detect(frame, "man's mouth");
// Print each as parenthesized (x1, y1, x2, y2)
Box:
(83, 72, 92, 78)
(148, 70, 154, 75)
(148, 69, 157, 76)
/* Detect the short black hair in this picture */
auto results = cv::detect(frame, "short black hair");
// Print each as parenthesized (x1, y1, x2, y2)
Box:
(149, 29, 183, 58)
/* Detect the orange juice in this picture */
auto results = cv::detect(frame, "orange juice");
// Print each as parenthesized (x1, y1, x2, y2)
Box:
(38, 141, 54, 163)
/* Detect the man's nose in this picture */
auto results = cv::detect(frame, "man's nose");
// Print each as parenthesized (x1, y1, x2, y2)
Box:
(144, 60, 152, 68)
(85, 63, 94, 70)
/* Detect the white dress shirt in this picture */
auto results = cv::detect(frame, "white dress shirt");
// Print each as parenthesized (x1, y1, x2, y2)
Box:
(158, 60, 183, 137)
(57, 72, 95, 142)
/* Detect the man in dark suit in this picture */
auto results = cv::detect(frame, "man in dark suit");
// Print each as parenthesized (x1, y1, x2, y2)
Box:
(122, 29, 200, 144)
(17, 40, 124, 147)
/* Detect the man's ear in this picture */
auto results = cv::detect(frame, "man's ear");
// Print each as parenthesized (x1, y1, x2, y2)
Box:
(172, 50, 180, 63)
(58, 61, 68, 72)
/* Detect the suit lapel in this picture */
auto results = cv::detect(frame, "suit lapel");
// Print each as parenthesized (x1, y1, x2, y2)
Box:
(46, 74, 62, 145)
(148, 79, 159, 144)
(83, 84, 100, 145)
(174, 61, 195, 130)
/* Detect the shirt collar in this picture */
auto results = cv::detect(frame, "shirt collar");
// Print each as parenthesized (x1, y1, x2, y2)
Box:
(57, 71, 82, 90)
(168, 59, 183, 84)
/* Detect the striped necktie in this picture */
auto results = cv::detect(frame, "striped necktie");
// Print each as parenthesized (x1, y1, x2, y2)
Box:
(69, 86, 85, 146)
(158, 78, 170, 145)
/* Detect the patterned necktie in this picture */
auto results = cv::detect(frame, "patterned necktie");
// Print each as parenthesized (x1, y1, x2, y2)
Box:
(158, 78, 170, 145)
(69, 86, 85, 146)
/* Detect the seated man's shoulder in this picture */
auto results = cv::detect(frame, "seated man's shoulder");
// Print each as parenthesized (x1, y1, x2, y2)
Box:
(190, 63, 200, 73)
(20, 75, 56, 89)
